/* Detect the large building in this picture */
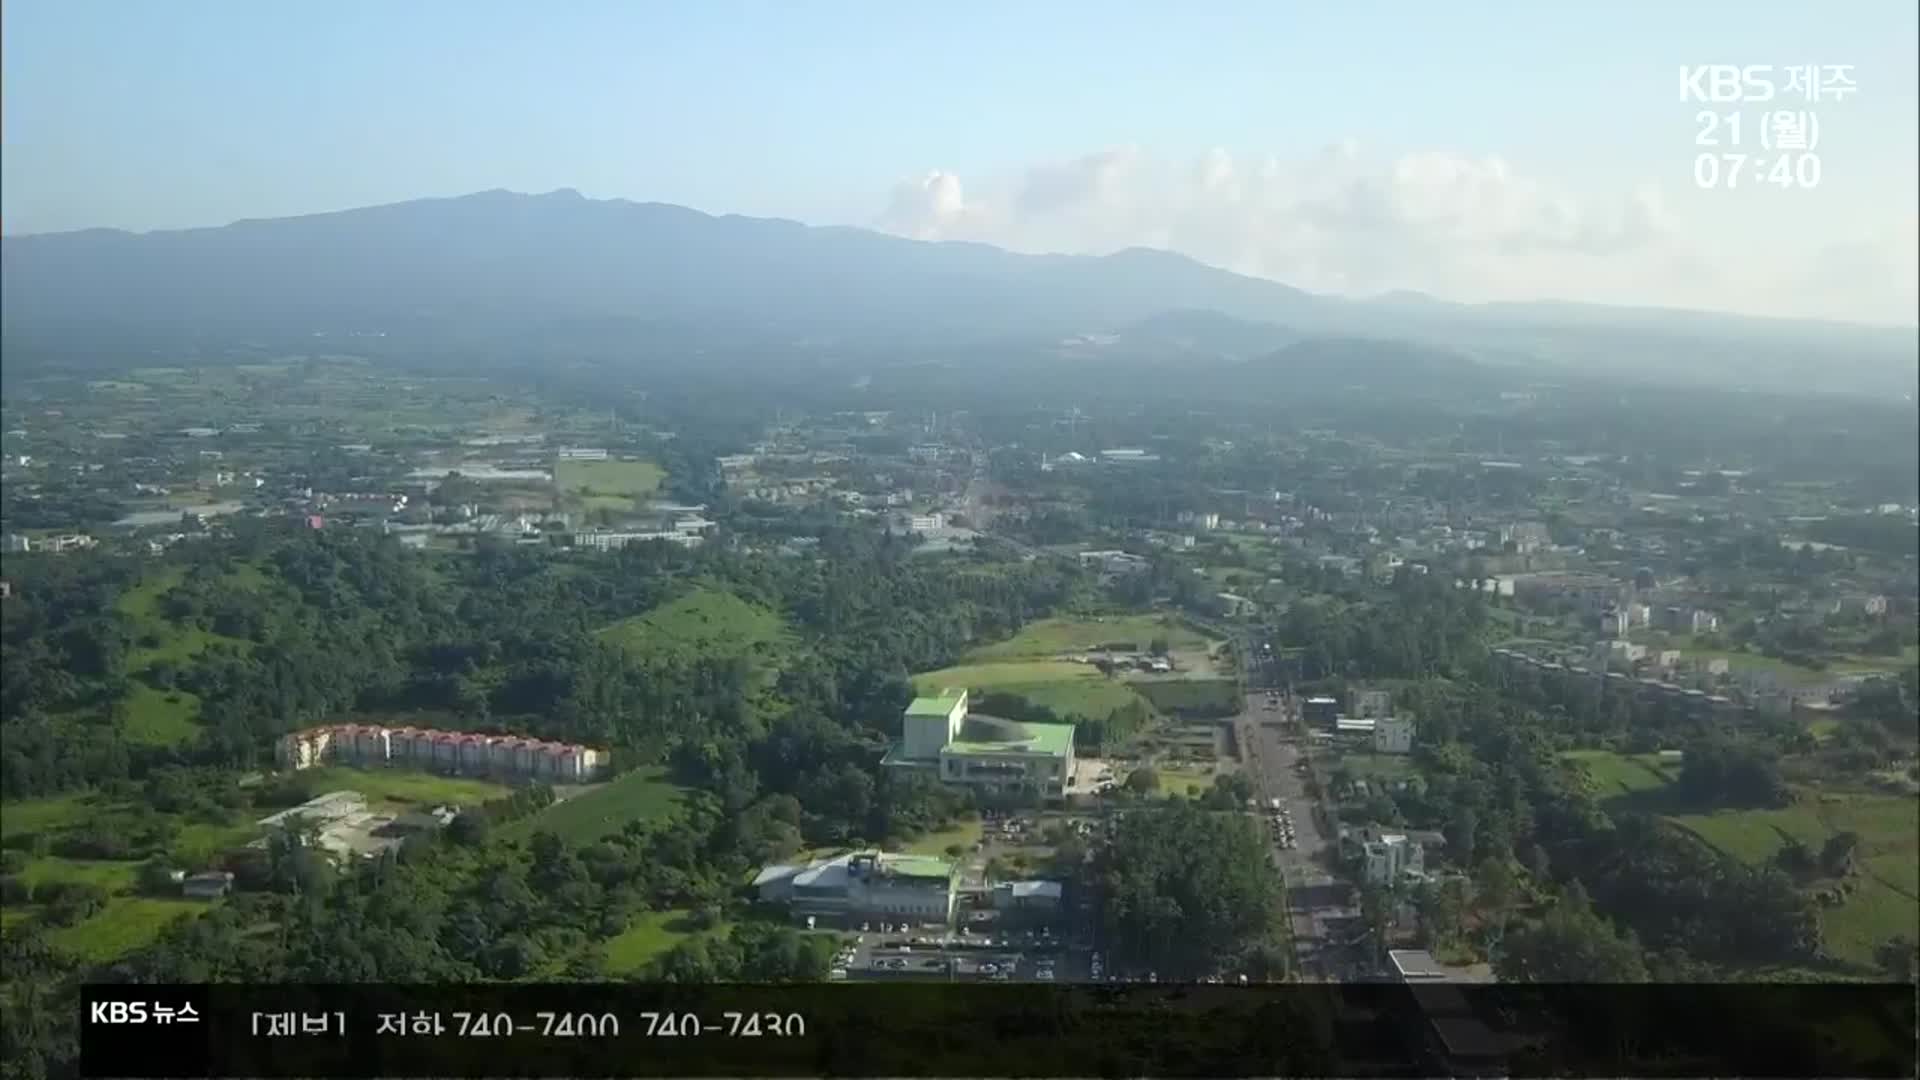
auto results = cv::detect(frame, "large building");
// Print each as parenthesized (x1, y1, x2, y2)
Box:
(753, 851, 958, 926)
(275, 724, 609, 783)
(883, 689, 1076, 799)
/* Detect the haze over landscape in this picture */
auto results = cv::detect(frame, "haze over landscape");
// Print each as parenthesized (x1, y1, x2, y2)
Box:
(2, 7, 1919, 1076)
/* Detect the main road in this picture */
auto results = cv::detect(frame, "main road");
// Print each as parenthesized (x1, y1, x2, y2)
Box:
(1233, 646, 1363, 981)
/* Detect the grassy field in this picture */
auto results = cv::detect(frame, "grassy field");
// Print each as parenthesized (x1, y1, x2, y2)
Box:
(0, 792, 94, 843)
(555, 459, 665, 513)
(1334, 752, 1420, 783)
(292, 766, 515, 810)
(503, 767, 685, 843)
(911, 660, 1145, 722)
(1153, 762, 1223, 797)
(901, 819, 984, 856)
(966, 615, 1213, 660)
(1560, 749, 1917, 967)
(45, 897, 210, 963)
(120, 684, 203, 747)
(601, 909, 730, 975)
(600, 587, 792, 669)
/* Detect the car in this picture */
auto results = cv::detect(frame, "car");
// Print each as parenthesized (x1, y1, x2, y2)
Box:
(829, 968, 848, 980)
(980, 963, 999, 974)
(1036, 970, 1056, 981)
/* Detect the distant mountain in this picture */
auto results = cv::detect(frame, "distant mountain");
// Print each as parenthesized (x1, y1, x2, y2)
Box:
(3, 188, 1914, 395)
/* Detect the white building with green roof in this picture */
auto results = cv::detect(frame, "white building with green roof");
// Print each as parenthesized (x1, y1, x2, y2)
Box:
(884, 687, 1077, 800)
(752, 850, 958, 925)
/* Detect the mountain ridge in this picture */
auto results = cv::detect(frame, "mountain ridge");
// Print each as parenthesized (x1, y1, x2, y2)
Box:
(3, 188, 1914, 395)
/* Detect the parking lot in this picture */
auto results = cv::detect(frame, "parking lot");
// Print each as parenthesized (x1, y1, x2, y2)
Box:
(829, 923, 1079, 982)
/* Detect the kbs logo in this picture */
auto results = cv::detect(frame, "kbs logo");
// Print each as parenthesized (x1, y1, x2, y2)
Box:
(1679, 65, 1776, 103)
(91, 1001, 149, 1024)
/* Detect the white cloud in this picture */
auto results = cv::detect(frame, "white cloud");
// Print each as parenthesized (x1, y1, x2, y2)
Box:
(871, 145, 1915, 324)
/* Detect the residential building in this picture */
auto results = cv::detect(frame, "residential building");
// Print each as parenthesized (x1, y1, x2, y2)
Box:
(556, 447, 609, 461)
(753, 851, 958, 926)
(1690, 610, 1721, 634)
(2, 534, 28, 553)
(1373, 716, 1416, 755)
(883, 689, 1076, 799)
(274, 724, 609, 782)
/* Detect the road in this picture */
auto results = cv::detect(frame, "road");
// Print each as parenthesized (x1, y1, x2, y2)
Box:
(1232, 665, 1364, 981)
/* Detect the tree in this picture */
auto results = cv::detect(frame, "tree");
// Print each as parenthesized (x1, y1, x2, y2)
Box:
(1818, 831, 1860, 877)
(1126, 767, 1159, 794)
(1496, 883, 1648, 983)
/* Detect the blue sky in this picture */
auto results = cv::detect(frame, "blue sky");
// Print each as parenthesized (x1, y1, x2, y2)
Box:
(4, 1, 1915, 321)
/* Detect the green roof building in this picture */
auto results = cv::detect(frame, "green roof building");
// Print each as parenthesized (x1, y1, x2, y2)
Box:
(885, 688, 1076, 800)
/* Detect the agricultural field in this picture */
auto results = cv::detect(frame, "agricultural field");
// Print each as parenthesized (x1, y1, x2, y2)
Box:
(45, 897, 209, 964)
(1669, 792, 1918, 969)
(502, 767, 685, 844)
(1561, 750, 1683, 801)
(1562, 748, 1917, 969)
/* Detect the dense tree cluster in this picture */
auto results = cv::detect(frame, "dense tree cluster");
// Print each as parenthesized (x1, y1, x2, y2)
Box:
(1094, 801, 1282, 979)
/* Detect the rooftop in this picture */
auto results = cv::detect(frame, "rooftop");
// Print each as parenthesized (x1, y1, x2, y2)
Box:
(878, 854, 955, 880)
(906, 689, 966, 718)
(944, 715, 1076, 759)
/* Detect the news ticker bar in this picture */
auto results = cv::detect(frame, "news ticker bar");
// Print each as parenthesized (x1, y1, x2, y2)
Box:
(81, 982, 1916, 1079)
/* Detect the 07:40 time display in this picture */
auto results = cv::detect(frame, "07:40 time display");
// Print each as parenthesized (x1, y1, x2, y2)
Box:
(1695, 152, 1822, 189)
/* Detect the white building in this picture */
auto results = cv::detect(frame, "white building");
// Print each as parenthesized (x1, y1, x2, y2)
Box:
(884, 688, 1076, 800)
(1372, 717, 1416, 755)
(557, 447, 609, 461)
(1363, 833, 1426, 885)
(753, 851, 958, 926)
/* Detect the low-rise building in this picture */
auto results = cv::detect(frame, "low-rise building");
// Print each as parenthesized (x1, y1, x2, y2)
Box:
(1373, 716, 1416, 755)
(1363, 832, 1426, 886)
(991, 880, 1065, 912)
(753, 851, 958, 926)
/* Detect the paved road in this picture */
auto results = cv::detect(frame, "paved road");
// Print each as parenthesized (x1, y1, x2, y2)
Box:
(1232, 688, 1361, 981)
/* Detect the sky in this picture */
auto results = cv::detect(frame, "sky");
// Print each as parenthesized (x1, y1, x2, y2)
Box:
(4, 1, 1916, 325)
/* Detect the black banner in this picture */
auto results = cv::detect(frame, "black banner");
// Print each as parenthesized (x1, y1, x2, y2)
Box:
(80, 982, 1917, 1078)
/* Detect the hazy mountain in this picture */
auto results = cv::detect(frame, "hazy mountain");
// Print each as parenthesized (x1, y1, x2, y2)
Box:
(3, 188, 1913, 396)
